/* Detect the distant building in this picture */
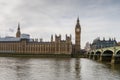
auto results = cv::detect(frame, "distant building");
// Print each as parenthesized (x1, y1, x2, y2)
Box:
(90, 37, 118, 50)
(0, 18, 81, 54)
(84, 42, 91, 51)
(118, 42, 120, 46)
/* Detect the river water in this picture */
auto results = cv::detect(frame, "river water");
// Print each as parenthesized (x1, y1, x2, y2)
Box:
(0, 57, 120, 80)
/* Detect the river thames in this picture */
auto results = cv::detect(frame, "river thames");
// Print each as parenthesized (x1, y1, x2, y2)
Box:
(0, 57, 120, 80)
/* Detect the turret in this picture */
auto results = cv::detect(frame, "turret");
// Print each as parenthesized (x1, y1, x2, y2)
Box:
(55, 34, 61, 42)
(66, 34, 71, 43)
(51, 34, 53, 42)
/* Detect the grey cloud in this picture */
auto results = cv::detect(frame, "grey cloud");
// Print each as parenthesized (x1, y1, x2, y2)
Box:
(0, 0, 120, 48)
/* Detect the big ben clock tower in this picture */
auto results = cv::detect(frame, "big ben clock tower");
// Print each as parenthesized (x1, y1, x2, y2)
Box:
(75, 17, 81, 53)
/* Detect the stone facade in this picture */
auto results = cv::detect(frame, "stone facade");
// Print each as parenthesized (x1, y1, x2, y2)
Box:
(0, 18, 81, 54)
(0, 34, 72, 54)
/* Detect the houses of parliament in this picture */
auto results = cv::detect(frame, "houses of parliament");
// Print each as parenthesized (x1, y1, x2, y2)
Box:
(0, 18, 81, 54)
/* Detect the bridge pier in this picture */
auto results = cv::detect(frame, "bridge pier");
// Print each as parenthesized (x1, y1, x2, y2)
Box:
(88, 52, 94, 59)
(90, 54, 94, 59)
(88, 54, 90, 58)
(88, 54, 91, 59)
(86, 54, 89, 58)
(93, 54, 97, 60)
(114, 55, 120, 63)
(114, 50, 120, 63)
(87, 53, 90, 58)
(111, 54, 115, 64)
(93, 54, 95, 60)
(100, 55, 102, 61)
(93, 54, 101, 61)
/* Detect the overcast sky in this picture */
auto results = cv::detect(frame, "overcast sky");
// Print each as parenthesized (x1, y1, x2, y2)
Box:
(0, 0, 120, 48)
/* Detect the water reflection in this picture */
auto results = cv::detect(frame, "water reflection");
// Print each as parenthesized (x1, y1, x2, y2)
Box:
(52, 58, 72, 80)
(0, 57, 16, 80)
(0, 57, 120, 80)
(15, 58, 31, 80)
(75, 58, 81, 79)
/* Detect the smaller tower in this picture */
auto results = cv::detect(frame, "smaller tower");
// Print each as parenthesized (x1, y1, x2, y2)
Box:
(16, 22, 21, 38)
(51, 35, 53, 42)
(55, 34, 61, 42)
(66, 34, 72, 43)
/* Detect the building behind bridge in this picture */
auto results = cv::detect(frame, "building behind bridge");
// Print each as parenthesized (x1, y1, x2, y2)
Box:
(90, 37, 118, 50)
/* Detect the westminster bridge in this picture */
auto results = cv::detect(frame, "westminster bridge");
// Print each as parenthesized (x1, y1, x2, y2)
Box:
(87, 46, 120, 63)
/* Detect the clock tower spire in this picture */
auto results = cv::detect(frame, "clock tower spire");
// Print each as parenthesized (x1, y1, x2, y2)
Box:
(75, 17, 81, 53)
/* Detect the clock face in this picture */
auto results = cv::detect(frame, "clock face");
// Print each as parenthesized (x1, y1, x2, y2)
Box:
(76, 28, 80, 32)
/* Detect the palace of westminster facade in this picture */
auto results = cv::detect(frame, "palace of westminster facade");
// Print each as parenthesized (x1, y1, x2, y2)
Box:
(0, 18, 81, 54)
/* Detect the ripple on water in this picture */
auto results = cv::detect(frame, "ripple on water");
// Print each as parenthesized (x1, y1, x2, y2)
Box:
(0, 57, 120, 80)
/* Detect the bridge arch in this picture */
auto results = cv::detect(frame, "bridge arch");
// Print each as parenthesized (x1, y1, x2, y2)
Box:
(87, 52, 90, 58)
(90, 52, 94, 59)
(102, 50, 113, 62)
(88, 52, 90, 54)
(103, 50, 113, 53)
(96, 51, 101, 55)
(94, 51, 101, 60)
(116, 50, 120, 54)
(91, 52, 94, 54)
(114, 50, 120, 63)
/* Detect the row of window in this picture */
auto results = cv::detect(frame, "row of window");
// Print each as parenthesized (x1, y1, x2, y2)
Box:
(0, 42, 71, 54)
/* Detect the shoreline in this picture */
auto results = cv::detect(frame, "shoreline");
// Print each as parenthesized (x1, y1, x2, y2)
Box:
(0, 53, 85, 58)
